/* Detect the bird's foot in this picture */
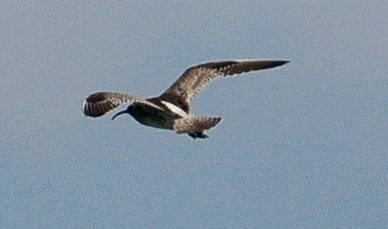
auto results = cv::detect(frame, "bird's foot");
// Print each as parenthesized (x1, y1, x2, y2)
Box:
(188, 132, 209, 139)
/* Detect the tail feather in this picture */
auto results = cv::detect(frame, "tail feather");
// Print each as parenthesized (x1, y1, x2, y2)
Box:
(173, 116, 221, 134)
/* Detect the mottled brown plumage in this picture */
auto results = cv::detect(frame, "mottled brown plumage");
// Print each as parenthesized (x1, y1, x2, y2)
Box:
(83, 59, 289, 139)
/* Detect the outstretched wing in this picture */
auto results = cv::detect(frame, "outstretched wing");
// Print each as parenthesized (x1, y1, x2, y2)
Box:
(83, 92, 162, 118)
(161, 59, 289, 106)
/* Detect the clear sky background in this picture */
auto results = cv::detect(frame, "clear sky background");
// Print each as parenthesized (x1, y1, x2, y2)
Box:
(1, 1, 387, 228)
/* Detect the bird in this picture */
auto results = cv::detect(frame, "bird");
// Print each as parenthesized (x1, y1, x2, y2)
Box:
(83, 59, 289, 139)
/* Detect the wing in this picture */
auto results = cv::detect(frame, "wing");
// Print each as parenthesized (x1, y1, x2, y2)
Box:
(161, 59, 289, 105)
(83, 92, 163, 118)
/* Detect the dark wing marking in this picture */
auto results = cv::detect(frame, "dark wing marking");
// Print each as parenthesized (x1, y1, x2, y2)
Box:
(83, 92, 162, 118)
(161, 59, 289, 105)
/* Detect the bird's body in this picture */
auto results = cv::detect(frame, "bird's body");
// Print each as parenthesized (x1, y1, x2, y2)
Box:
(126, 103, 174, 130)
(83, 59, 289, 139)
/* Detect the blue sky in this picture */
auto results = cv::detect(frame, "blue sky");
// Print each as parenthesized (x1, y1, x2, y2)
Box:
(1, 1, 387, 228)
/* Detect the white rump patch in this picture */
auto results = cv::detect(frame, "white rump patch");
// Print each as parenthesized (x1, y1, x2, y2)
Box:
(161, 101, 188, 118)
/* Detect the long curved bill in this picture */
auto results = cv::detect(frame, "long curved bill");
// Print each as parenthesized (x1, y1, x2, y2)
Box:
(111, 110, 128, 120)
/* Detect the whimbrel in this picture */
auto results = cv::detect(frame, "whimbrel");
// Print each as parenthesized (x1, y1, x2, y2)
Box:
(83, 59, 289, 139)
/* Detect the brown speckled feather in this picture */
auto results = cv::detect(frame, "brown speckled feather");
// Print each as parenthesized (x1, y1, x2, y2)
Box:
(173, 116, 222, 134)
(83, 92, 162, 118)
(162, 60, 289, 105)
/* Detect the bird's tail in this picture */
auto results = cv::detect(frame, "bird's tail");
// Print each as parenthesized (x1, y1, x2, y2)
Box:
(173, 116, 221, 134)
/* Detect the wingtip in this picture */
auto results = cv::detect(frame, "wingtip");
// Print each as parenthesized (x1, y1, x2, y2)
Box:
(237, 59, 290, 69)
(255, 59, 289, 70)
(276, 60, 290, 66)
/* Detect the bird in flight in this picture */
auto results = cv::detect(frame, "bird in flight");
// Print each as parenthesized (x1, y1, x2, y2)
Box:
(83, 59, 289, 139)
